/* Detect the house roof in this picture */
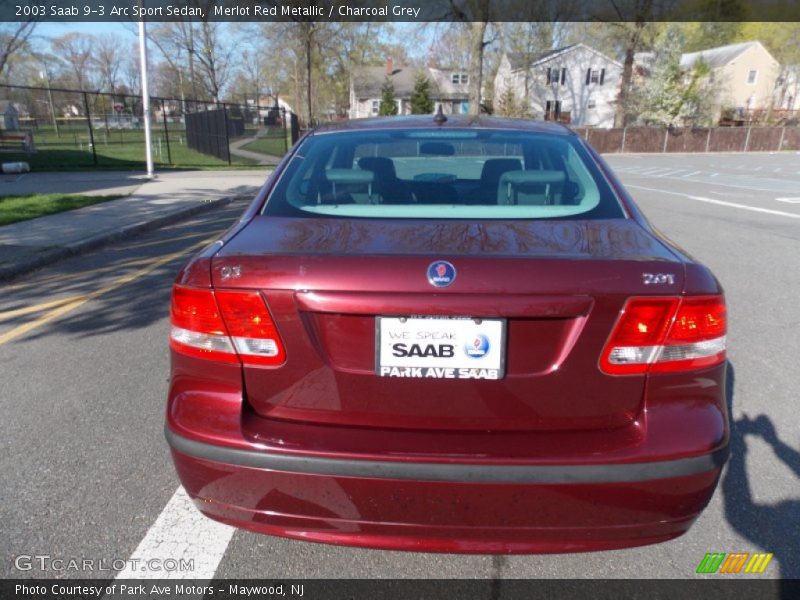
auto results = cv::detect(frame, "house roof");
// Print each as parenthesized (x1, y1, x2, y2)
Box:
(352, 66, 419, 98)
(506, 45, 577, 71)
(680, 41, 773, 70)
(351, 66, 469, 101)
(505, 43, 621, 71)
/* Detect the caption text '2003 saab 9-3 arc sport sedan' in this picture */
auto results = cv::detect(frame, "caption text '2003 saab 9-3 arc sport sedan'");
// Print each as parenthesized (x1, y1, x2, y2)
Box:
(165, 115, 729, 554)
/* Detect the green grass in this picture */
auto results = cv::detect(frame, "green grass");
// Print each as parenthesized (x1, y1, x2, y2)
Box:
(0, 193, 125, 225)
(241, 133, 291, 157)
(4, 126, 259, 170)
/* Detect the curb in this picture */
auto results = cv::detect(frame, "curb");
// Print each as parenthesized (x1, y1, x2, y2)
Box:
(0, 194, 238, 283)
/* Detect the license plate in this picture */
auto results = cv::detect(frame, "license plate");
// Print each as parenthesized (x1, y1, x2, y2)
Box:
(376, 317, 506, 379)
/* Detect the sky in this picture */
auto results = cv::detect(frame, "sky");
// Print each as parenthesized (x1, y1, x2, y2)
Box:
(33, 21, 424, 52)
(35, 22, 135, 39)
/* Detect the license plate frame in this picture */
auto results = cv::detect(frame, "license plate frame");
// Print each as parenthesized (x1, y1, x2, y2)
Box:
(376, 316, 506, 380)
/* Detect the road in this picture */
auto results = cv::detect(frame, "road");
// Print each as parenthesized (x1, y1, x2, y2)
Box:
(1, 154, 798, 584)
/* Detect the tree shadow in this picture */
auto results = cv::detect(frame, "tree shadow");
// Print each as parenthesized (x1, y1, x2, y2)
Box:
(722, 361, 800, 581)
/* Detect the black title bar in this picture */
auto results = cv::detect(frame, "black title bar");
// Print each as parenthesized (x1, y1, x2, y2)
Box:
(3, 0, 800, 22)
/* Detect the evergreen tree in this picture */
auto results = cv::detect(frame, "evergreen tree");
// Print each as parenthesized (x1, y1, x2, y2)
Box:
(633, 26, 717, 126)
(378, 77, 398, 116)
(496, 87, 529, 118)
(409, 72, 434, 114)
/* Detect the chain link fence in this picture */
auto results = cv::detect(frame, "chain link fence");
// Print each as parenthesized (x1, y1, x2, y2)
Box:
(0, 84, 298, 170)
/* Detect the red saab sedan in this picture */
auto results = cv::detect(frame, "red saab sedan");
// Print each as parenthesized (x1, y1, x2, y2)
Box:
(166, 116, 728, 553)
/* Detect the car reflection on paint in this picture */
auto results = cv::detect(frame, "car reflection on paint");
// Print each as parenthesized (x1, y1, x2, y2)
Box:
(166, 115, 728, 553)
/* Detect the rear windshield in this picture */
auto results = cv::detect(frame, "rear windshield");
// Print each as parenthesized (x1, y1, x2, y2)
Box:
(263, 129, 625, 220)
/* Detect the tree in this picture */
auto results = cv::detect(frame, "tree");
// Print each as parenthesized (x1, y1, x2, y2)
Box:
(193, 22, 234, 102)
(379, 77, 398, 116)
(51, 33, 97, 91)
(634, 27, 716, 127)
(94, 34, 122, 93)
(0, 22, 37, 80)
(409, 72, 434, 114)
(495, 87, 529, 118)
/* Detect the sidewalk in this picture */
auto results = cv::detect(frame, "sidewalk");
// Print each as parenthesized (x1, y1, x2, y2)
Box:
(228, 137, 283, 166)
(0, 169, 270, 281)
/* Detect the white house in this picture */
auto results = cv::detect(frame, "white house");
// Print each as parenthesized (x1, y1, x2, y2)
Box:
(494, 43, 622, 128)
(349, 58, 471, 119)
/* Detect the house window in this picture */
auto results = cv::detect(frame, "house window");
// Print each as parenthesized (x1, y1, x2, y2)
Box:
(371, 100, 379, 114)
(451, 73, 469, 85)
(586, 68, 605, 85)
(747, 69, 758, 84)
(547, 68, 567, 86)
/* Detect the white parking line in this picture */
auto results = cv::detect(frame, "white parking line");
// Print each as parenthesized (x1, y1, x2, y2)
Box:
(776, 197, 800, 204)
(622, 169, 800, 193)
(115, 486, 235, 579)
(626, 184, 800, 220)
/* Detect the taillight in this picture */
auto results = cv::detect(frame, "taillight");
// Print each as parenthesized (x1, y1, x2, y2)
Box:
(600, 295, 726, 375)
(170, 285, 286, 366)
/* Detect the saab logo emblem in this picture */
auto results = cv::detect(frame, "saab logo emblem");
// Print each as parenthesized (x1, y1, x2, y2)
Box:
(465, 334, 490, 358)
(427, 261, 456, 288)
(696, 552, 773, 574)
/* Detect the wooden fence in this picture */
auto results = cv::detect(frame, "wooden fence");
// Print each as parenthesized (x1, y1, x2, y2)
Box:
(571, 126, 800, 153)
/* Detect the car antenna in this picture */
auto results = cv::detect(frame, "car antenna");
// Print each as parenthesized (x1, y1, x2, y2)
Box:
(433, 105, 447, 125)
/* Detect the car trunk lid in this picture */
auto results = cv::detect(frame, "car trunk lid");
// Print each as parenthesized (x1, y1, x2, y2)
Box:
(211, 216, 684, 431)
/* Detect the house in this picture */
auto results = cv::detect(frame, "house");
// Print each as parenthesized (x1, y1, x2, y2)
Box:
(349, 58, 471, 119)
(679, 41, 780, 116)
(494, 43, 622, 128)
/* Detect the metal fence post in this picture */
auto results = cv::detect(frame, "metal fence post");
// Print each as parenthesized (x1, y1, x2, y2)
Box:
(161, 98, 172, 165)
(778, 126, 786, 151)
(706, 128, 712, 152)
(663, 128, 669, 153)
(83, 91, 98, 166)
(221, 103, 232, 165)
(743, 126, 751, 152)
(282, 108, 288, 154)
(620, 127, 627, 153)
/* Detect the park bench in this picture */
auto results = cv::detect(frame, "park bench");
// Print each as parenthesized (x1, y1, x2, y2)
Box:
(0, 131, 35, 153)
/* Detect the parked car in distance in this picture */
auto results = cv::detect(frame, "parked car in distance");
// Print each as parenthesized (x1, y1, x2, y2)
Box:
(166, 115, 728, 553)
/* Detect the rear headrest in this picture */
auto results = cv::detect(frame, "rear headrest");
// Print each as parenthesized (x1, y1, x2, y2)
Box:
(358, 156, 397, 180)
(498, 170, 566, 205)
(480, 158, 521, 185)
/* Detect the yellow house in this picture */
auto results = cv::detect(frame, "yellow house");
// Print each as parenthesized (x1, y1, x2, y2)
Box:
(680, 41, 780, 115)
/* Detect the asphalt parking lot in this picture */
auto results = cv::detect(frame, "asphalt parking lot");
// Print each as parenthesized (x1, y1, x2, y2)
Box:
(1, 153, 798, 585)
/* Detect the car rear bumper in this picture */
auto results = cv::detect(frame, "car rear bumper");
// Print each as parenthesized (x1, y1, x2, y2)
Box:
(166, 427, 727, 554)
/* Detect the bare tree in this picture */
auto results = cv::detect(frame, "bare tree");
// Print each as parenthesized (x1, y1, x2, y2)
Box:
(51, 32, 97, 91)
(94, 34, 122, 92)
(0, 21, 37, 79)
(193, 21, 233, 102)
